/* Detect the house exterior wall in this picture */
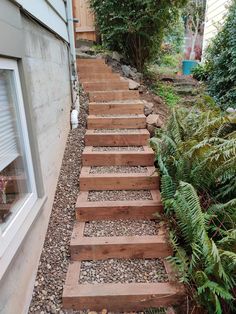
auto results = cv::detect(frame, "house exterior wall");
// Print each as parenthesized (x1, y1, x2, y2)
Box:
(203, 0, 231, 51)
(0, 1, 71, 313)
(15, 0, 69, 41)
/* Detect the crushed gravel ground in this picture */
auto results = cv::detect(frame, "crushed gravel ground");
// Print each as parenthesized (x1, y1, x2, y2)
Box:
(83, 219, 161, 237)
(79, 259, 168, 284)
(94, 129, 142, 133)
(90, 166, 147, 174)
(92, 146, 144, 151)
(29, 89, 88, 314)
(88, 190, 152, 202)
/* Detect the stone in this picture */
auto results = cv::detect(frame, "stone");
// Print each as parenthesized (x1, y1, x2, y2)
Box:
(78, 45, 93, 53)
(121, 65, 131, 77)
(146, 114, 163, 128)
(112, 51, 123, 62)
(123, 78, 140, 90)
(153, 95, 163, 104)
(144, 102, 154, 116)
(139, 85, 146, 93)
(226, 107, 236, 113)
(147, 124, 157, 137)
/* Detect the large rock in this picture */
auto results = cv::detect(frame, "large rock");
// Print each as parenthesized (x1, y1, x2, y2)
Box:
(146, 114, 163, 128)
(153, 95, 163, 104)
(144, 102, 154, 116)
(122, 78, 140, 90)
(226, 107, 236, 113)
(112, 51, 123, 62)
(121, 65, 131, 77)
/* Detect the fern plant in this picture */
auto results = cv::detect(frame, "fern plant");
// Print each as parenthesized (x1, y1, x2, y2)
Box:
(150, 105, 236, 313)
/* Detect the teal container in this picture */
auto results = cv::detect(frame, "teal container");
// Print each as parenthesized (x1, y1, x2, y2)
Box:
(182, 60, 198, 75)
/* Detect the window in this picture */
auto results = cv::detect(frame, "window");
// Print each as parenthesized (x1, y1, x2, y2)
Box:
(0, 58, 37, 266)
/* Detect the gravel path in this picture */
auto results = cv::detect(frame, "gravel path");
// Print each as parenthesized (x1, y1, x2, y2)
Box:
(94, 129, 141, 133)
(29, 90, 88, 314)
(88, 190, 152, 202)
(84, 219, 160, 237)
(90, 166, 148, 174)
(92, 146, 144, 151)
(79, 259, 168, 284)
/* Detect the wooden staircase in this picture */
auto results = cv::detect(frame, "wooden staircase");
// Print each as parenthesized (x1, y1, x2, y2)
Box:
(63, 59, 184, 312)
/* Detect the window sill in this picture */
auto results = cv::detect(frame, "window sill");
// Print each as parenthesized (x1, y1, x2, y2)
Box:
(0, 195, 47, 280)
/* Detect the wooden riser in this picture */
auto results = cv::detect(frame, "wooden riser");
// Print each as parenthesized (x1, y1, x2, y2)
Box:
(77, 59, 105, 66)
(85, 130, 149, 147)
(70, 222, 172, 261)
(87, 115, 146, 129)
(89, 90, 140, 102)
(79, 167, 159, 191)
(83, 81, 129, 92)
(79, 73, 120, 80)
(81, 78, 123, 84)
(76, 191, 163, 221)
(89, 101, 144, 115)
(79, 66, 112, 74)
(63, 263, 185, 311)
(82, 146, 154, 166)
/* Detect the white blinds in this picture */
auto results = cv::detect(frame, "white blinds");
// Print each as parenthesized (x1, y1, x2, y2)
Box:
(0, 71, 19, 172)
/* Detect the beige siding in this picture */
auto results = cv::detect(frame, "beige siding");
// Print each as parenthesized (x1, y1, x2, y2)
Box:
(203, 0, 231, 50)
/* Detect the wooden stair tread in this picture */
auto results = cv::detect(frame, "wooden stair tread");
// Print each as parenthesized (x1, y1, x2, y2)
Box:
(63, 261, 185, 311)
(85, 129, 150, 146)
(82, 146, 154, 166)
(70, 222, 172, 260)
(76, 190, 163, 221)
(87, 115, 146, 129)
(89, 90, 140, 102)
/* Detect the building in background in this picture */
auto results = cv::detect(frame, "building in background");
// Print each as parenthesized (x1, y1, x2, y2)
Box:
(0, 0, 77, 313)
(203, 0, 231, 51)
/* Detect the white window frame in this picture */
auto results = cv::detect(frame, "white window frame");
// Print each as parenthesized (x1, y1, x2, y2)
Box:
(0, 58, 38, 278)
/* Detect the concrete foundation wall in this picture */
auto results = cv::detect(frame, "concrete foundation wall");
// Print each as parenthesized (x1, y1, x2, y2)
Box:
(0, 14, 71, 314)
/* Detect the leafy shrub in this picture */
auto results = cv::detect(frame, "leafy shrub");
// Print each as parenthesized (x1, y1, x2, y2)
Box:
(90, 0, 187, 70)
(191, 63, 210, 81)
(205, 0, 236, 110)
(150, 106, 236, 313)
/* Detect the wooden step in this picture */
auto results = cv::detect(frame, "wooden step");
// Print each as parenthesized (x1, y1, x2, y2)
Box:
(79, 65, 112, 74)
(82, 146, 154, 166)
(87, 114, 146, 129)
(70, 222, 172, 261)
(76, 190, 163, 221)
(85, 129, 149, 146)
(89, 100, 144, 115)
(89, 90, 139, 102)
(79, 167, 158, 191)
(79, 73, 120, 80)
(63, 262, 185, 311)
(80, 78, 123, 84)
(77, 59, 105, 66)
(83, 81, 129, 92)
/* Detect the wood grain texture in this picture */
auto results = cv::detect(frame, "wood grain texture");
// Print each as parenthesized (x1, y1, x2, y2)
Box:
(85, 129, 149, 146)
(82, 146, 154, 166)
(89, 90, 140, 102)
(89, 101, 144, 115)
(87, 115, 146, 129)
(63, 280, 185, 311)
